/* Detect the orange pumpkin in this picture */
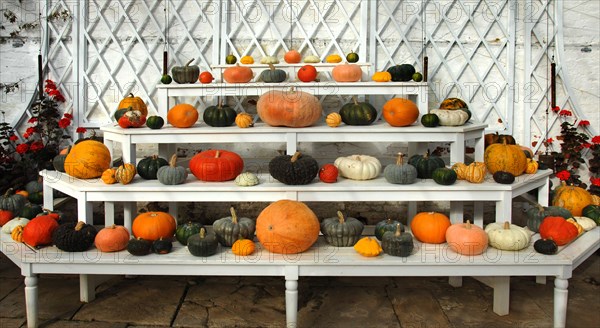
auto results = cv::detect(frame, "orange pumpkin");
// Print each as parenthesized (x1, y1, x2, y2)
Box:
(223, 64, 254, 83)
(410, 212, 451, 244)
(95, 225, 130, 252)
(64, 140, 112, 179)
(118, 93, 148, 117)
(525, 159, 539, 174)
(101, 168, 118, 184)
(256, 200, 320, 254)
(232, 238, 255, 256)
(484, 141, 527, 176)
(189, 149, 244, 182)
(256, 88, 322, 127)
(445, 220, 488, 255)
(552, 182, 593, 216)
(132, 211, 176, 241)
(167, 103, 198, 128)
(284, 50, 302, 64)
(382, 98, 419, 127)
(331, 63, 362, 82)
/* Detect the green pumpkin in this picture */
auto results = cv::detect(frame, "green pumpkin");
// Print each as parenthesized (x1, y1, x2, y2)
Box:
(0, 189, 27, 216)
(52, 146, 71, 172)
(225, 53, 237, 65)
(52, 221, 97, 252)
(137, 155, 169, 180)
(375, 218, 403, 241)
(25, 179, 43, 194)
(146, 116, 164, 129)
(27, 192, 44, 205)
(113, 107, 130, 122)
(346, 51, 359, 63)
(269, 151, 319, 185)
(421, 113, 439, 127)
(408, 151, 445, 179)
(320, 211, 364, 247)
(171, 58, 200, 84)
(493, 171, 515, 184)
(432, 167, 457, 185)
(127, 237, 152, 256)
(212, 207, 256, 247)
(386, 64, 416, 82)
(383, 153, 417, 184)
(157, 154, 188, 185)
(175, 221, 204, 245)
(161, 74, 172, 84)
(339, 97, 377, 126)
(203, 102, 237, 127)
(526, 204, 572, 232)
(381, 224, 414, 257)
(187, 228, 219, 257)
(20, 203, 43, 219)
(582, 205, 600, 225)
(533, 238, 557, 255)
(259, 64, 287, 83)
(152, 238, 173, 254)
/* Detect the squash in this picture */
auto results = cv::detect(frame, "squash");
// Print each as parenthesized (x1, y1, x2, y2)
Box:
(2, 217, 30, 234)
(127, 237, 152, 256)
(256, 200, 320, 254)
(339, 97, 377, 125)
(408, 151, 445, 179)
(0, 210, 14, 226)
(235, 172, 259, 186)
(353, 237, 382, 257)
(225, 53, 237, 64)
(432, 167, 457, 185)
(269, 152, 319, 185)
(325, 112, 342, 127)
(257, 88, 322, 128)
(0, 190, 26, 216)
(553, 183, 593, 216)
(591, 195, 600, 206)
(526, 204, 572, 233)
(101, 168, 118, 184)
(484, 132, 516, 149)
(297, 64, 318, 82)
(452, 162, 487, 183)
(203, 101, 237, 127)
(429, 109, 469, 126)
(167, 103, 198, 128)
(146, 116, 164, 129)
(199, 71, 214, 84)
(260, 56, 279, 64)
(439, 98, 468, 110)
(493, 171, 515, 184)
(386, 64, 416, 82)
(571, 216, 597, 231)
(11, 225, 24, 242)
(171, 59, 200, 84)
(19, 203, 43, 220)
(235, 112, 254, 128)
(420, 113, 440, 127)
(259, 64, 287, 83)
(382, 98, 419, 127)
(534, 238, 558, 255)
(152, 238, 173, 254)
(137, 155, 168, 180)
(64, 140, 112, 179)
(213, 207, 256, 247)
(582, 205, 600, 225)
(332, 63, 362, 82)
(334, 155, 382, 180)
(445, 220, 488, 255)
(118, 93, 148, 117)
(525, 159, 539, 174)
(320, 211, 364, 247)
(22, 214, 60, 247)
(115, 163, 136, 185)
(232, 238, 255, 256)
(284, 49, 302, 63)
(325, 54, 342, 63)
(175, 221, 204, 245)
(303, 55, 320, 63)
(484, 141, 528, 176)
(52, 146, 71, 172)
(375, 218, 403, 241)
(223, 64, 254, 83)
(566, 218, 584, 236)
(132, 211, 176, 241)
(157, 154, 188, 185)
(189, 149, 244, 182)
(118, 108, 146, 128)
(539, 216, 579, 246)
(52, 221, 97, 252)
(372, 71, 392, 82)
(383, 152, 417, 185)
(485, 222, 531, 251)
(410, 212, 451, 244)
(346, 51, 359, 63)
(382, 224, 414, 257)
(319, 164, 338, 183)
(188, 228, 219, 257)
(240, 55, 254, 64)
(94, 225, 130, 252)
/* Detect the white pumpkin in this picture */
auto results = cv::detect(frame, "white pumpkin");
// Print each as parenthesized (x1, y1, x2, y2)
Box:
(235, 172, 259, 187)
(429, 109, 469, 126)
(572, 216, 597, 231)
(334, 155, 382, 180)
(485, 221, 531, 251)
(1, 217, 30, 234)
(260, 56, 280, 64)
(303, 55, 321, 63)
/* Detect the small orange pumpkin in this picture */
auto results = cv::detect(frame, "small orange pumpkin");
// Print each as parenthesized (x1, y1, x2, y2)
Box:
(95, 225, 130, 252)
(132, 211, 176, 241)
(101, 168, 118, 184)
(445, 220, 488, 255)
(325, 113, 342, 127)
(235, 113, 254, 128)
(232, 238, 255, 256)
(223, 64, 254, 83)
(284, 49, 302, 64)
(167, 104, 198, 128)
(382, 98, 419, 127)
(332, 63, 362, 82)
(410, 212, 451, 244)
(372, 71, 392, 82)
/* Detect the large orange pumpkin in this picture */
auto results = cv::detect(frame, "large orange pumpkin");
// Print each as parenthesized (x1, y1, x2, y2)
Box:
(410, 212, 451, 244)
(445, 220, 488, 256)
(257, 88, 322, 127)
(189, 149, 244, 182)
(332, 63, 362, 82)
(132, 211, 176, 241)
(118, 93, 148, 117)
(223, 64, 254, 83)
(64, 140, 111, 179)
(484, 141, 527, 176)
(256, 200, 320, 254)
(167, 103, 198, 128)
(552, 182, 593, 216)
(382, 98, 419, 127)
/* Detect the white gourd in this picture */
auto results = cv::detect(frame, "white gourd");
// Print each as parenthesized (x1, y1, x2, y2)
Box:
(303, 55, 321, 63)
(429, 109, 469, 126)
(260, 56, 280, 64)
(572, 216, 597, 231)
(334, 155, 382, 180)
(235, 172, 260, 186)
(1, 217, 30, 234)
(485, 221, 531, 251)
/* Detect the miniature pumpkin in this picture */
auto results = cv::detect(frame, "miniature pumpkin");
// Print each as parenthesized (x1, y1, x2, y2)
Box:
(259, 64, 287, 83)
(384, 152, 417, 185)
(382, 98, 419, 127)
(386, 64, 416, 82)
(484, 141, 528, 176)
(94, 225, 130, 252)
(408, 151, 445, 179)
(485, 222, 531, 251)
(269, 152, 319, 185)
(526, 204, 572, 232)
(127, 237, 152, 256)
(353, 237, 382, 257)
(213, 207, 256, 247)
(303, 55, 320, 63)
(582, 205, 600, 225)
(375, 218, 403, 241)
(339, 97, 377, 125)
(297, 64, 318, 82)
(157, 154, 188, 185)
(325, 112, 342, 127)
(260, 56, 279, 64)
(284, 49, 302, 63)
(235, 112, 254, 128)
(225, 53, 237, 64)
(240, 55, 254, 64)
(445, 220, 488, 255)
(372, 71, 391, 82)
(171, 59, 200, 84)
(232, 238, 255, 256)
(115, 163, 136, 185)
(132, 211, 176, 241)
(52, 221, 97, 252)
(346, 51, 359, 63)
(320, 211, 364, 247)
(382, 224, 414, 257)
(203, 101, 237, 127)
(432, 167, 457, 185)
(101, 168, 118, 184)
(175, 221, 204, 245)
(257, 88, 322, 127)
(552, 182, 593, 216)
(525, 159, 539, 174)
(325, 54, 342, 63)
(319, 164, 338, 183)
(334, 155, 382, 180)
(223, 64, 254, 83)
(137, 155, 168, 180)
(22, 214, 60, 247)
(571, 216, 597, 231)
(421, 113, 440, 127)
(533, 238, 558, 255)
(64, 140, 111, 179)
(118, 93, 148, 117)
(429, 109, 469, 126)
(0, 210, 14, 226)
(539, 216, 579, 246)
(187, 228, 219, 257)
(493, 171, 515, 184)
(198, 71, 214, 84)
(1, 217, 29, 234)
(235, 172, 259, 186)
(146, 116, 165, 129)
(256, 200, 320, 254)
(152, 238, 173, 254)
(410, 212, 451, 244)
(566, 218, 584, 235)
(189, 149, 244, 182)
(332, 63, 362, 82)
(167, 103, 198, 128)
(11, 225, 24, 242)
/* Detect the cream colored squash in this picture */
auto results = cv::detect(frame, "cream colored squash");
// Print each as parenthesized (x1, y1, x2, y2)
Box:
(303, 55, 321, 63)
(235, 172, 259, 187)
(571, 216, 597, 231)
(1, 217, 30, 234)
(484, 221, 531, 251)
(260, 56, 279, 64)
(429, 109, 469, 126)
(334, 155, 382, 180)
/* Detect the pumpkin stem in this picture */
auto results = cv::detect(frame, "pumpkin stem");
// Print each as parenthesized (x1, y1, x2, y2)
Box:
(289, 86, 295, 93)
(336, 211, 345, 224)
(75, 221, 85, 231)
(169, 154, 178, 167)
(465, 220, 472, 229)
(352, 96, 359, 106)
(396, 152, 405, 166)
(395, 223, 402, 237)
(503, 221, 510, 230)
(291, 151, 301, 163)
(128, 93, 134, 98)
(185, 58, 194, 67)
(268, 63, 275, 71)
(199, 227, 206, 239)
(230, 207, 238, 224)
(110, 224, 116, 229)
(4, 188, 14, 197)
(215, 150, 221, 158)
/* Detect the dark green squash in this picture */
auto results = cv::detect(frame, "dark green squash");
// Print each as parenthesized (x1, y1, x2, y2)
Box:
(152, 238, 173, 254)
(375, 218, 403, 241)
(582, 205, 600, 225)
(421, 113, 439, 127)
(269, 151, 319, 185)
(52, 221, 97, 252)
(136, 155, 169, 180)
(533, 238, 558, 255)
(187, 228, 219, 257)
(0, 189, 27, 216)
(52, 146, 71, 172)
(381, 224, 414, 257)
(203, 101, 237, 127)
(386, 64, 416, 82)
(493, 171, 515, 184)
(146, 116, 164, 129)
(320, 211, 364, 247)
(25, 179, 43, 194)
(259, 64, 287, 83)
(175, 221, 204, 245)
(339, 97, 377, 126)
(432, 167, 457, 185)
(20, 203, 43, 219)
(408, 151, 445, 179)
(171, 58, 200, 84)
(526, 204, 572, 232)
(213, 207, 256, 247)
(127, 237, 153, 256)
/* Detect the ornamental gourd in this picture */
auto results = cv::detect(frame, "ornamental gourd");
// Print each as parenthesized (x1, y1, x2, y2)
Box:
(64, 140, 111, 179)
(332, 63, 362, 82)
(320, 211, 364, 247)
(534, 238, 558, 255)
(552, 182, 593, 216)
(213, 207, 256, 247)
(157, 154, 188, 185)
(410, 212, 451, 244)
(259, 64, 287, 83)
(525, 159, 539, 174)
(52, 146, 71, 172)
(297, 64, 318, 82)
(11, 225, 24, 242)
(94, 225, 130, 252)
(115, 163, 136, 185)
(223, 64, 254, 83)
(171, 59, 200, 84)
(382, 224, 414, 257)
(19, 203, 42, 220)
(303, 55, 320, 63)
(118, 93, 148, 117)
(118, 108, 146, 128)
(318, 164, 338, 183)
(256, 200, 320, 254)
(484, 132, 516, 149)
(257, 88, 322, 128)
(167, 103, 198, 128)
(439, 98, 468, 110)
(566, 218, 584, 235)
(325, 113, 342, 127)
(408, 151, 445, 179)
(386, 64, 416, 82)
(325, 54, 342, 63)
(334, 155, 382, 180)
(203, 101, 237, 127)
(235, 113, 254, 128)
(339, 97, 377, 125)
(189, 149, 244, 182)
(382, 98, 419, 127)
(232, 238, 255, 256)
(383, 153, 417, 185)
(152, 238, 173, 254)
(445, 220, 488, 255)
(269, 152, 319, 185)
(101, 168, 118, 184)
(493, 171, 515, 184)
(452, 162, 486, 183)
(235, 172, 259, 186)
(146, 116, 164, 129)
(260, 56, 279, 64)
(485, 222, 531, 251)
(372, 71, 392, 82)
(353, 237, 382, 257)
(132, 211, 176, 241)
(538, 216, 579, 246)
(484, 141, 527, 176)
(240, 55, 254, 64)
(421, 113, 440, 127)
(225, 53, 237, 64)
(571, 216, 597, 231)
(175, 221, 204, 245)
(22, 214, 60, 247)
(52, 221, 98, 252)
(525, 204, 572, 232)
(187, 228, 219, 257)
(429, 109, 469, 126)
(137, 155, 168, 180)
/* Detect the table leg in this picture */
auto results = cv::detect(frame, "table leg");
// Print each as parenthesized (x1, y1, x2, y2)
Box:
(122, 136, 135, 164)
(78, 193, 93, 225)
(492, 276, 510, 316)
(168, 202, 178, 221)
(43, 179, 54, 211)
(407, 202, 417, 224)
(495, 191, 512, 223)
(124, 202, 136, 232)
(285, 279, 298, 328)
(473, 202, 484, 227)
(538, 176, 550, 206)
(105, 202, 115, 226)
(449, 134, 465, 165)
(448, 276, 462, 287)
(25, 275, 38, 328)
(554, 277, 569, 328)
(80, 274, 96, 302)
(104, 138, 114, 164)
(474, 135, 485, 162)
(449, 202, 463, 224)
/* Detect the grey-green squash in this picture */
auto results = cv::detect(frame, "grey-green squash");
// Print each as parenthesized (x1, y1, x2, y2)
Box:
(320, 211, 364, 247)
(212, 207, 256, 247)
(384, 153, 417, 184)
(381, 224, 414, 257)
(157, 154, 188, 185)
(259, 64, 287, 83)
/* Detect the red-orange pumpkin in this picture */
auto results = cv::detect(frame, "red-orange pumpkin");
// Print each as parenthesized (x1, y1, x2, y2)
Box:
(132, 211, 176, 241)
(284, 50, 302, 64)
(0, 210, 14, 226)
(167, 103, 198, 128)
(22, 214, 60, 247)
(382, 98, 419, 127)
(223, 64, 254, 83)
(256, 88, 322, 127)
(95, 225, 130, 252)
(539, 216, 579, 246)
(445, 220, 488, 255)
(410, 212, 451, 244)
(256, 200, 320, 254)
(331, 63, 362, 82)
(189, 149, 244, 182)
